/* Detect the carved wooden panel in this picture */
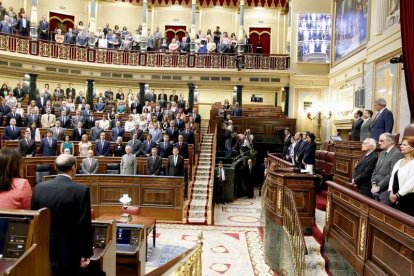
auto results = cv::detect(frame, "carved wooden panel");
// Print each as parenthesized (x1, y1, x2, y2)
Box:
(332, 204, 359, 248)
(141, 188, 175, 206)
(100, 187, 134, 204)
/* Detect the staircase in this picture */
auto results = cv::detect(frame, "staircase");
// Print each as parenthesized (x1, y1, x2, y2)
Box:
(304, 236, 328, 276)
(187, 120, 214, 224)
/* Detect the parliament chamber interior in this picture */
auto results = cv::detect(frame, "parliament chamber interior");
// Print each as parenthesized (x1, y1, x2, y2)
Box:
(0, 0, 413, 275)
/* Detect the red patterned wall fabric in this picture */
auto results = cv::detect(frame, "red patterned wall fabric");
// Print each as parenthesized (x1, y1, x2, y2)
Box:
(249, 27, 271, 54)
(49, 12, 75, 33)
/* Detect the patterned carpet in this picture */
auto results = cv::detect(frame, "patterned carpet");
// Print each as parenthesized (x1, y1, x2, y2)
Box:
(214, 196, 262, 227)
(145, 223, 273, 276)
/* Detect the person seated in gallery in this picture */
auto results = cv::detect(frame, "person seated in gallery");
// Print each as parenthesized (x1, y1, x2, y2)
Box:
(352, 138, 378, 198)
(159, 38, 169, 52)
(168, 38, 179, 52)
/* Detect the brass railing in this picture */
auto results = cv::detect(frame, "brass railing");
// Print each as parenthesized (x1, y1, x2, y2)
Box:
(282, 188, 307, 276)
(0, 34, 290, 70)
(207, 123, 217, 225)
(146, 231, 203, 276)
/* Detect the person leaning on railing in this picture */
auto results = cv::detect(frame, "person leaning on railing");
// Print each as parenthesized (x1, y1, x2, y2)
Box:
(388, 137, 414, 216)
(54, 29, 64, 44)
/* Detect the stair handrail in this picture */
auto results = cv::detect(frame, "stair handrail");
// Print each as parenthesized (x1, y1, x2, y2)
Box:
(283, 188, 308, 276)
(145, 231, 203, 276)
(207, 123, 218, 225)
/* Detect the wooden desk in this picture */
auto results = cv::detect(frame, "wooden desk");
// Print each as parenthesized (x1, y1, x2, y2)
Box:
(97, 214, 156, 249)
(265, 170, 317, 229)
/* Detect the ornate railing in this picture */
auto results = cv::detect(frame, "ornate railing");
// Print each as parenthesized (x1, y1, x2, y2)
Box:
(146, 231, 203, 276)
(0, 34, 290, 70)
(207, 123, 217, 224)
(282, 188, 307, 276)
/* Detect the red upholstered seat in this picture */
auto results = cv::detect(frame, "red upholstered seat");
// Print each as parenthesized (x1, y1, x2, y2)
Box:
(325, 152, 335, 175)
(91, 209, 96, 220)
(122, 206, 140, 216)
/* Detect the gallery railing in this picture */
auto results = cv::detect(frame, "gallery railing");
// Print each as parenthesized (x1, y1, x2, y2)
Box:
(0, 34, 290, 70)
(283, 188, 307, 276)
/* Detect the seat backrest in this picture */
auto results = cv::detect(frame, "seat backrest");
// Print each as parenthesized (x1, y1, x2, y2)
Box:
(325, 152, 335, 174)
(122, 206, 140, 216)
(36, 171, 51, 184)
(106, 163, 120, 174)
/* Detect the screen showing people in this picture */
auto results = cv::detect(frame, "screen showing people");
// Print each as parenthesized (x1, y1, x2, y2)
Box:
(297, 13, 332, 63)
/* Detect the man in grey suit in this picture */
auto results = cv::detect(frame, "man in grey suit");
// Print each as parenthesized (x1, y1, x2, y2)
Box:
(360, 110, 373, 141)
(50, 120, 66, 141)
(146, 147, 162, 175)
(81, 150, 99, 174)
(90, 121, 103, 141)
(371, 133, 403, 205)
(120, 146, 137, 175)
(128, 133, 142, 156)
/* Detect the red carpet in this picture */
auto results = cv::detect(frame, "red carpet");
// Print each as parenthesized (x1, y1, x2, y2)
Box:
(316, 190, 328, 211)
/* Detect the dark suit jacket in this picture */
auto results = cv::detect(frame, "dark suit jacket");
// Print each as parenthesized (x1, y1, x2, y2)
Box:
(13, 87, 25, 99)
(26, 114, 39, 127)
(0, 104, 10, 115)
(71, 115, 84, 128)
(231, 108, 242, 116)
(130, 128, 144, 141)
(111, 127, 125, 141)
(351, 118, 363, 141)
(302, 141, 316, 165)
(371, 108, 394, 141)
(18, 138, 36, 156)
(175, 119, 185, 131)
(4, 126, 21, 140)
(128, 139, 142, 156)
(282, 134, 292, 158)
(167, 155, 184, 176)
(293, 139, 304, 167)
(169, 94, 178, 102)
(142, 140, 156, 155)
(166, 127, 179, 142)
(40, 137, 58, 156)
(354, 152, 378, 198)
(175, 141, 189, 159)
(58, 115, 71, 129)
(95, 140, 110, 156)
(36, 97, 47, 110)
(147, 156, 162, 175)
(130, 102, 142, 114)
(84, 116, 95, 129)
(66, 88, 76, 98)
(72, 127, 86, 141)
(31, 175, 93, 274)
(6, 112, 22, 126)
(17, 18, 30, 36)
(152, 111, 163, 122)
(159, 142, 173, 158)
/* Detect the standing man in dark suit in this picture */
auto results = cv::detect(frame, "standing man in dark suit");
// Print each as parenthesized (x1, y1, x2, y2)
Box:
(214, 161, 226, 204)
(175, 134, 189, 159)
(351, 110, 363, 141)
(58, 110, 71, 129)
(66, 83, 76, 99)
(293, 132, 304, 168)
(282, 128, 292, 160)
(4, 118, 20, 140)
(17, 13, 30, 36)
(18, 130, 36, 157)
(90, 121, 103, 141)
(159, 134, 173, 158)
(142, 134, 156, 157)
(158, 89, 167, 101)
(95, 132, 110, 156)
(166, 120, 179, 142)
(40, 130, 58, 156)
(371, 98, 394, 141)
(31, 154, 93, 276)
(146, 147, 162, 175)
(73, 121, 86, 142)
(111, 121, 125, 142)
(38, 15, 49, 40)
(352, 138, 378, 198)
(302, 133, 317, 173)
(25, 108, 39, 127)
(370, 133, 403, 205)
(13, 82, 25, 100)
(167, 147, 184, 176)
(190, 108, 201, 124)
(181, 124, 195, 145)
(130, 123, 144, 142)
(128, 133, 142, 156)
(72, 110, 84, 128)
(169, 90, 178, 103)
(0, 97, 11, 115)
(84, 111, 96, 129)
(36, 91, 47, 111)
(130, 98, 142, 114)
(243, 159, 256, 199)
(6, 106, 22, 126)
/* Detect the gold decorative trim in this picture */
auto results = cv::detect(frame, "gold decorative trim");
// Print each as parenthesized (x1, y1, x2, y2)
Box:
(326, 196, 331, 225)
(277, 188, 282, 210)
(359, 218, 367, 257)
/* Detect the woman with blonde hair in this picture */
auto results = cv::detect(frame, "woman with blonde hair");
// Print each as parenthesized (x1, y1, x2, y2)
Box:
(78, 134, 92, 157)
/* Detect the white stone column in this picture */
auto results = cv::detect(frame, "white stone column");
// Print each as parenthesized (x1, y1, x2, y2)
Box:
(190, 0, 196, 53)
(371, 0, 389, 36)
(89, 0, 97, 33)
(237, 0, 245, 54)
(141, 0, 148, 52)
(29, 0, 38, 39)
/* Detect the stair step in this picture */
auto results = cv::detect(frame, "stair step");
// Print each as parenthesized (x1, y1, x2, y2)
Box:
(305, 236, 321, 255)
(304, 254, 326, 272)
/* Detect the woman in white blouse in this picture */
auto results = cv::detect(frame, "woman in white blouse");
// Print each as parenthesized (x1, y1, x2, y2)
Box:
(124, 115, 135, 132)
(388, 137, 414, 216)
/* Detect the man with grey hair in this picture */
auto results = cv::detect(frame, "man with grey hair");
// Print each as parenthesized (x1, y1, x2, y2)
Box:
(120, 145, 136, 175)
(371, 98, 394, 141)
(352, 138, 378, 198)
(371, 133, 403, 204)
(31, 154, 93, 275)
